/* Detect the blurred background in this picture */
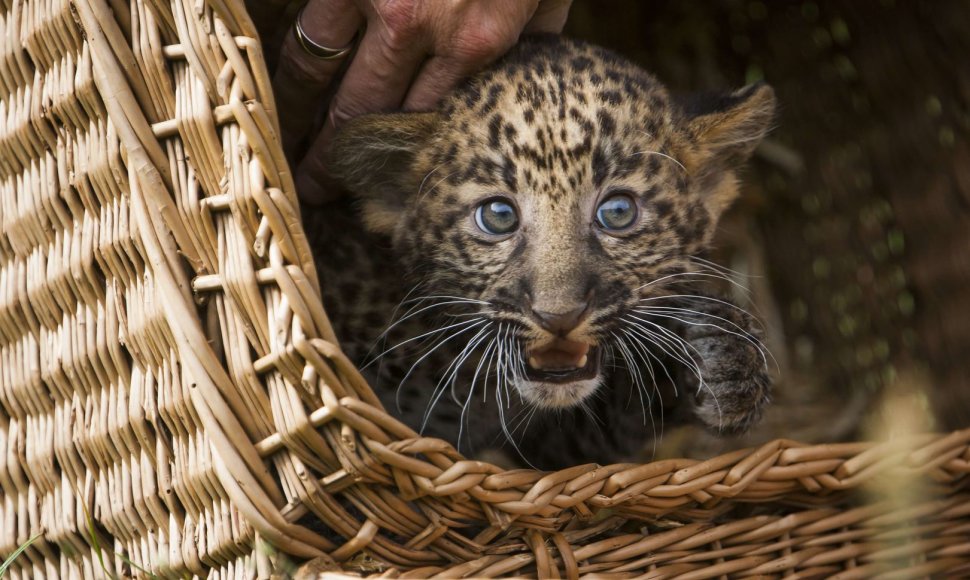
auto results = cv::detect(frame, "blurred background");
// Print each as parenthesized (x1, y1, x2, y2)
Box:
(564, 0, 970, 457)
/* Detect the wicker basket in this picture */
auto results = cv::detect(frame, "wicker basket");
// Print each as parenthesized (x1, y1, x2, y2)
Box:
(0, 0, 968, 577)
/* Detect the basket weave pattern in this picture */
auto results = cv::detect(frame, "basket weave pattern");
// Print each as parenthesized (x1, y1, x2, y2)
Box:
(0, 0, 968, 577)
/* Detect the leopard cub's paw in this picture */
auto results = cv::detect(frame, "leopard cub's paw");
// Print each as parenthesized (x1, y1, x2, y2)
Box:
(693, 366, 771, 435)
(688, 332, 772, 435)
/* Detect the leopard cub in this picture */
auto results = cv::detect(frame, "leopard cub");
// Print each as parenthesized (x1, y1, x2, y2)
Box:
(307, 36, 775, 469)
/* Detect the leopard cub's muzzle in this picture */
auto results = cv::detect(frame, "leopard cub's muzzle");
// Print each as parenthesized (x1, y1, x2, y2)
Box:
(516, 295, 604, 408)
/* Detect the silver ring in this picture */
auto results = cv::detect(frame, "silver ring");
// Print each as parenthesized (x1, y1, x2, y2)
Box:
(294, 7, 357, 61)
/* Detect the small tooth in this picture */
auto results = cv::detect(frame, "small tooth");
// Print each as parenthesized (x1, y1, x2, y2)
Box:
(528, 356, 541, 369)
(578, 355, 588, 368)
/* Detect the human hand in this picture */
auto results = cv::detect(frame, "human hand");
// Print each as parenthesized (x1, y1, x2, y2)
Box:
(273, 0, 572, 205)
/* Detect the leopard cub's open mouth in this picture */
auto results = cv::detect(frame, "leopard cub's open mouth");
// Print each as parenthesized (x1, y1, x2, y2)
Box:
(524, 338, 601, 383)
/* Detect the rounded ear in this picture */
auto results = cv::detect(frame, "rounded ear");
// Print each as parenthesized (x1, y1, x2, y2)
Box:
(679, 83, 777, 218)
(683, 82, 777, 166)
(327, 112, 440, 234)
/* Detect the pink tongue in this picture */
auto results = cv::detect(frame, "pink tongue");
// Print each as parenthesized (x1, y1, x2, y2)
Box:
(528, 339, 590, 370)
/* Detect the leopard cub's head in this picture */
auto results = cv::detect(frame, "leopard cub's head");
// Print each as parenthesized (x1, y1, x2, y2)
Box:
(328, 36, 775, 411)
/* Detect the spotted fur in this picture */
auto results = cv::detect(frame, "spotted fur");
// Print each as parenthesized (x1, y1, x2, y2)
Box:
(306, 36, 775, 469)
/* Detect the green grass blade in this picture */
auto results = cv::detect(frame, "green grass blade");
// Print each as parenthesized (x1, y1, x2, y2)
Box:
(112, 549, 160, 580)
(0, 533, 42, 578)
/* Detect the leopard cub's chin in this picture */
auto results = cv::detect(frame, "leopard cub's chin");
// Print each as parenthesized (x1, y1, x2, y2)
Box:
(515, 338, 605, 408)
(516, 377, 604, 409)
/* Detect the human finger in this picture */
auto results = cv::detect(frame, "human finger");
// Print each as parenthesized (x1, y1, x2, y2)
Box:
(524, 0, 573, 33)
(402, 53, 492, 111)
(402, 3, 535, 110)
(273, 0, 363, 157)
(326, 8, 430, 128)
(295, 17, 429, 203)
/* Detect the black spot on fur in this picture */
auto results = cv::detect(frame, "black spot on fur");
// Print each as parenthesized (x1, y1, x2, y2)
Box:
(653, 199, 673, 217)
(571, 56, 593, 71)
(502, 160, 517, 191)
(597, 109, 616, 136)
(482, 84, 504, 113)
(599, 90, 621, 106)
(591, 145, 608, 188)
(488, 115, 502, 148)
(464, 82, 483, 108)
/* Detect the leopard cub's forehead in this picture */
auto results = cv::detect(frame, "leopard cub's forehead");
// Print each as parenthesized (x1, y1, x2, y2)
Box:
(426, 37, 680, 198)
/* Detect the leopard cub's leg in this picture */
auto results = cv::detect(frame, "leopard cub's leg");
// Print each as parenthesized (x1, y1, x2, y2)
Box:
(675, 296, 772, 434)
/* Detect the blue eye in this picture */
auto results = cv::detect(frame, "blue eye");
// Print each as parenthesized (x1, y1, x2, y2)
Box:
(475, 199, 519, 235)
(596, 194, 638, 231)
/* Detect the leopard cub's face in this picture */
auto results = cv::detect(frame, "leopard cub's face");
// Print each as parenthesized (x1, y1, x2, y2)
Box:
(329, 37, 774, 411)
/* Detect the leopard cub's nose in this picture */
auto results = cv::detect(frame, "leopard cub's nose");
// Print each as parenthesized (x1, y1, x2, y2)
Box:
(531, 302, 591, 335)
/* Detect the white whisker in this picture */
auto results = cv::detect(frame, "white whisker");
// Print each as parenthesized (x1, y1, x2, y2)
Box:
(422, 324, 493, 432)
(402, 294, 491, 306)
(612, 332, 662, 455)
(610, 332, 650, 427)
(624, 316, 704, 383)
(638, 270, 752, 296)
(628, 134, 689, 174)
(366, 317, 484, 368)
(689, 255, 758, 280)
(459, 336, 499, 451)
(638, 293, 762, 324)
(390, 319, 487, 411)
(636, 307, 773, 371)
(376, 298, 491, 343)
(628, 325, 723, 424)
(619, 326, 680, 395)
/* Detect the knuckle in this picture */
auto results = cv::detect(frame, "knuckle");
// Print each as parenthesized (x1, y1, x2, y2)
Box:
(454, 22, 514, 62)
(378, 0, 421, 50)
